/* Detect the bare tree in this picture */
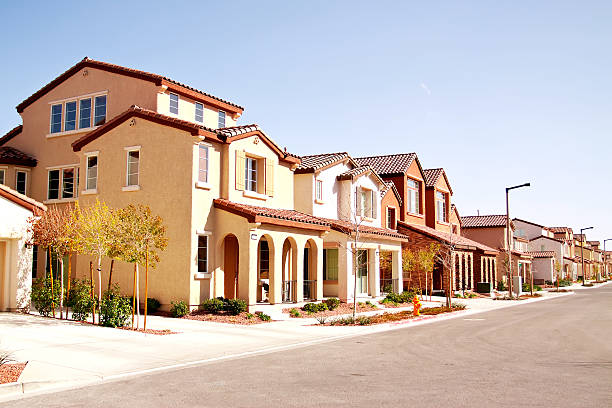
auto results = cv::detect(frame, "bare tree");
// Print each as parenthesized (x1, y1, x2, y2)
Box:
(436, 226, 462, 308)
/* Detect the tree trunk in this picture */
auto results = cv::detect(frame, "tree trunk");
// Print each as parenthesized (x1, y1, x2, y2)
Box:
(425, 267, 428, 302)
(144, 246, 149, 331)
(89, 261, 95, 324)
(136, 263, 140, 329)
(59, 257, 64, 319)
(108, 259, 114, 291)
(132, 263, 136, 330)
(49, 249, 55, 318)
(530, 268, 534, 296)
(97, 256, 102, 304)
(66, 254, 71, 318)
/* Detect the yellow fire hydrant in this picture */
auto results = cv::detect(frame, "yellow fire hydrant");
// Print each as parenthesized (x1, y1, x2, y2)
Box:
(412, 295, 422, 316)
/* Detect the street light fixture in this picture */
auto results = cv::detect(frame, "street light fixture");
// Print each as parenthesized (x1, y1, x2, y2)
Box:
(506, 182, 531, 299)
(603, 239, 612, 278)
(579, 227, 594, 285)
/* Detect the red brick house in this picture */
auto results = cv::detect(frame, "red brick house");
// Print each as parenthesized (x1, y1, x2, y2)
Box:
(423, 168, 453, 231)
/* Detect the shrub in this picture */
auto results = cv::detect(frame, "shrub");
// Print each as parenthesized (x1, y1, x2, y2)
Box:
(147, 298, 161, 314)
(31, 276, 61, 317)
(245, 313, 254, 319)
(357, 316, 371, 325)
(200, 298, 225, 314)
(99, 285, 132, 328)
(170, 300, 190, 318)
(316, 316, 327, 324)
(497, 280, 507, 291)
(289, 308, 301, 318)
(68, 279, 95, 322)
(224, 298, 247, 315)
(382, 284, 394, 294)
(303, 302, 328, 313)
(558, 279, 572, 287)
(323, 297, 340, 310)
(330, 316, 355, 325)
(256, 312, 271, 321)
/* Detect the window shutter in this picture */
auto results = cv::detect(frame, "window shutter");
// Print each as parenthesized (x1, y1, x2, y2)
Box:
(236, 150, 245, 190)
(265, 159, 274, 197)
(371, 190, 377, 218)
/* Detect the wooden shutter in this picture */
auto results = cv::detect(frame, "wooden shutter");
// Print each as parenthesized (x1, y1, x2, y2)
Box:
(235, 150, 245, 191)
(265, 158, 274, 197)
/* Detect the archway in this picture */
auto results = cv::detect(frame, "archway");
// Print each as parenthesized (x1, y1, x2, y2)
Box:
(257, 235, 274, 303)
(282, 237, 298, 302)
(303, 239, 318, 301)
(223, 234, 239, 299)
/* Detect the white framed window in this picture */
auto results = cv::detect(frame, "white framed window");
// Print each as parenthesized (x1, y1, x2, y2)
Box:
(15, 170, 27, 195)
(50, 104, 63, 133)
(94, 95, 107, 126)
(126, 148, 140, 187)
(218, 110, 226, 128)
(198, 145, 208, 183)
(406, 178, 420, 214)
(62, 168, 75, 199)
(48, 166, 77, 200)
(387, 207, 396, 229)
(357, 188, 376, 218)
(47, 169, 60, 199)
(197, 234, 208, 273)
(64, 101, 77, 131)
(436, 191, 447, 223)
(86, 154, 98, 190)
(169, 93, 179, 115)
(315, 179, 323, 201)
(195, 102, 204, 123)
(79, 98, 92, 129)
(0, 168, 5, 185)
(323, 248, 339, 281)
(245, 157, 258, 192)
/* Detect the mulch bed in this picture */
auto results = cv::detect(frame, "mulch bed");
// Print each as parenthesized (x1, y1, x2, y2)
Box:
(324, 305, 465, 326)
(284, 302, 378, 318)
(0, 363, 26, 384)
(183, 311, 268, 325)
(117, 327, 178, 335)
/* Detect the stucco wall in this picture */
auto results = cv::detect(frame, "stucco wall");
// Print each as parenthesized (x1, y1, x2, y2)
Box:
(156, 91, 237, 129)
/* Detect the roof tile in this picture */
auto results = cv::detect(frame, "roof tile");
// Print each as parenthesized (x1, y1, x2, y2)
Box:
(461, 215, 508, 228)
(354, 153, 417, 176)
(0, 146, 37, 166)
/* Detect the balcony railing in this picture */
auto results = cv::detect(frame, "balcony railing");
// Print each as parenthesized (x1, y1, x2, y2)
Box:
(303, 280, 316, 301)
(380, 278, 400, 294)
(282, 280, 297, 303)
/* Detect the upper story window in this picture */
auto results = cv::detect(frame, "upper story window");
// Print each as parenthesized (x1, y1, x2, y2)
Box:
(406, 178, 420, 214)
(386, 207, 396, 229)
(50, 104, 63, 133)
(94, 95, 107, 126)
(169, 93, 179, 115)
(64, 101, 77, 131)
(15, 170, 27, 195)
(197, 235, 208, 273)
(198, 145, 209, 183)
(126, 149, 140, 187)
(47, 167, 77, 200)
(79, 98, 92, 129)
(315, 179, 323, 201)
(86, 154, 98, 191)
(195, 102, 204, 123)
(245, 157, 258, 192)
(357, 188, 377, 219)
(436, 191, 448, 223)
(218, 110, 226, 128)
(0, 168, 5, 185)
(49, 93, 106, 135)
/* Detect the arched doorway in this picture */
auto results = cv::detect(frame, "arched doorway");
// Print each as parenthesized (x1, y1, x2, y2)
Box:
(223, 235, 239, 299)
(303, 239, 318, 301)
(257, 235, 274, 303)
(282, 237, 298, 302)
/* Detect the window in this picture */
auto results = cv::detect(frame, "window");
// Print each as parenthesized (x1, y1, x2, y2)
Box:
(387, 207, 396, 229)
(169, 93, 179, 115)
(50, 104, 62, 133)
(32, 245, 38, 279)
(259, 239, 269, 279)
(79, 98, 92, 129)
(245, 157, 258, 192)
(358, 188, 376, 218)
(218, 110, 226, 128)
(323, 248, 339, 280)
(94, 95, 107, 126)
(64, 101, 77, 131)
(126, 150, 140, 186)
(47, 170, 60, 199)
(48, 166, 77, 200)
(62, 168, 74, 198)
(197, 235, 208, 273)
(406, 178, 420, 214)
(0, 169, 4, 185)
(15, 170, 27, 195)
(86, 155, 98, 190)
(198, 145, 208, 183)
(436, 191, 447, 223)
(195, 102, 204, 123)
(315, 179, 323, 201)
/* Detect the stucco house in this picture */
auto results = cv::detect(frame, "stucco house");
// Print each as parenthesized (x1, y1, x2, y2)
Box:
(0, 184, 46, 311)
(549, 226, 578, 280)
(422, 168, 453, 232)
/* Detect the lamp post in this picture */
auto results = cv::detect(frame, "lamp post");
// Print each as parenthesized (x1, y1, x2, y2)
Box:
(579, 227, 594, 285)
(604, 239, 612, 278)
(506, 182, 530, 299)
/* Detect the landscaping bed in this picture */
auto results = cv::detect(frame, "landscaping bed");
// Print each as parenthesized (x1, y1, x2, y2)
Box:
(184, 310, 270, 325)
(322, 304, 467, 326)
(117, 327, 179, 335)
(0, 363, 26, 384)
(284, 301, 378, 318)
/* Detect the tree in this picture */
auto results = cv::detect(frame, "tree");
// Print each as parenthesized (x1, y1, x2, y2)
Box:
(402, 249, 418, 291)
(436, 227, 461, 308)
(418, 243, 440, 302)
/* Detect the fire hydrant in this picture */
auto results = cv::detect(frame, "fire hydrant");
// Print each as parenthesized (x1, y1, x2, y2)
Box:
(412, 295, 421, 316)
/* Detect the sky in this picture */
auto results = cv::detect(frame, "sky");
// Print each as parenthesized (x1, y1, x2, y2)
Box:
(1, 1, 611, 242)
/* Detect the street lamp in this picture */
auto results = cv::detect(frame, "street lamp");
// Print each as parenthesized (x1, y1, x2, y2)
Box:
(506, 182, 530, 299)
(579, 227, 594, 285)
(603, 239, 612, 278)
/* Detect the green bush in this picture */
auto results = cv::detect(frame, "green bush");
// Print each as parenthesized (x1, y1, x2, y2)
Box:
(497, 280, 507, 291)
(99, 285, 132, 328)
(68, 279, 95, 322)
(147, 298, 161, 314)
(170, 300, 190, 318)
(256, 312, 271, 321)
(558, 279, 572, 287)
(200, 298, 225, 314)
(224, 298, 247, 315)
(31, 276, 61, 317)
(323, 297, 340, 310)
(303, 302, 328, 313)
(289, 308, 301, 318)
(383, 290, 418, 305)
(245, 313, 254, 319)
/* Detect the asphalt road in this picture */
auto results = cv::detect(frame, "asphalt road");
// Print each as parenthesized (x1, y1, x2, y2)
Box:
(5, 286, 612, 407)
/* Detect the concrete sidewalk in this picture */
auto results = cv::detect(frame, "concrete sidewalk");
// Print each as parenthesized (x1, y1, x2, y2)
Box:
(0, 286, 583, 402)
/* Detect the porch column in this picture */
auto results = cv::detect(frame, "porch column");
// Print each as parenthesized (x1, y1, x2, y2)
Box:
(458, 253, 464, 291)
(391, 249, 403, 294)
(296, 244, 305, 302)
(451, 252, 456, 291)
(315, 243, 324, 301)
(368, 248, 380, 298)
(470, 254, 474, 290)
(480, 257, 484, 283)
(337, 245, 350, 302)
(269, 238, 283, 304)
(242, 237, 259, 307)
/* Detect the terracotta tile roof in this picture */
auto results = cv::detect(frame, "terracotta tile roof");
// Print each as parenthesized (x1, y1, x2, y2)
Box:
(423, 168, 443, 188)
(525, 250, 556, 258)
(381, 181, 403, 205)
(397, 221, 498, 254)
(550, 227, 573, 234)
(320, 217, 408, 240)
(216, 124, 260, 137)
(0, 146, 37, 166)
(0, 125, 22, 146)
(213, 199, 330, 231)
(574, 234, 586, 241)
(354, 153, 417, 176)
(296, 152, 352, 173)
(337, 166, 371, 180)
(528, 235, 563, 244)
(0, 183, 46, 212)
(16, 57, 243, 114)
(218, 124, 300, 164)
(461, 215, 509, 229)
(587, 240, 600, 246)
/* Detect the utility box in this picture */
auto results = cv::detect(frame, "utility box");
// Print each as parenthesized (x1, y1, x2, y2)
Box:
(476, 282, 492, 294)
(512, 276, 523, 296)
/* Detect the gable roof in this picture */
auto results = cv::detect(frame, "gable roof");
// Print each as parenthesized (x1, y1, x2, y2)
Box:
(218, 124, 300, 165)
(0, 183, 46, 213)
(0, 125, 22, 146)
(16, 57, 243, 115)
(0, 146, 37, 166)
(528, 235, 563, 244)
(525, 250, 556, 258)
(461, 215, 510, 229)
(354, 153, 420, 177)
(423, 168, 453, 195)
(295, 152, 353, 174)
(381, 181, 403, 206)
(397, 221, 498, 254)
(549, 227, 573, 234)
(320, 217, 408, 240)
(513, 218, 550, 229)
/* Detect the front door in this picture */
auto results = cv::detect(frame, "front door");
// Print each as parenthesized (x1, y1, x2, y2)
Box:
(356, 250, 368, 294)
(224, 235, 239, 299)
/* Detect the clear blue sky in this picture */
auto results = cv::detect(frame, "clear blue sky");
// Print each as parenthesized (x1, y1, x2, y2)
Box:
(1, 1, 611, 242)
